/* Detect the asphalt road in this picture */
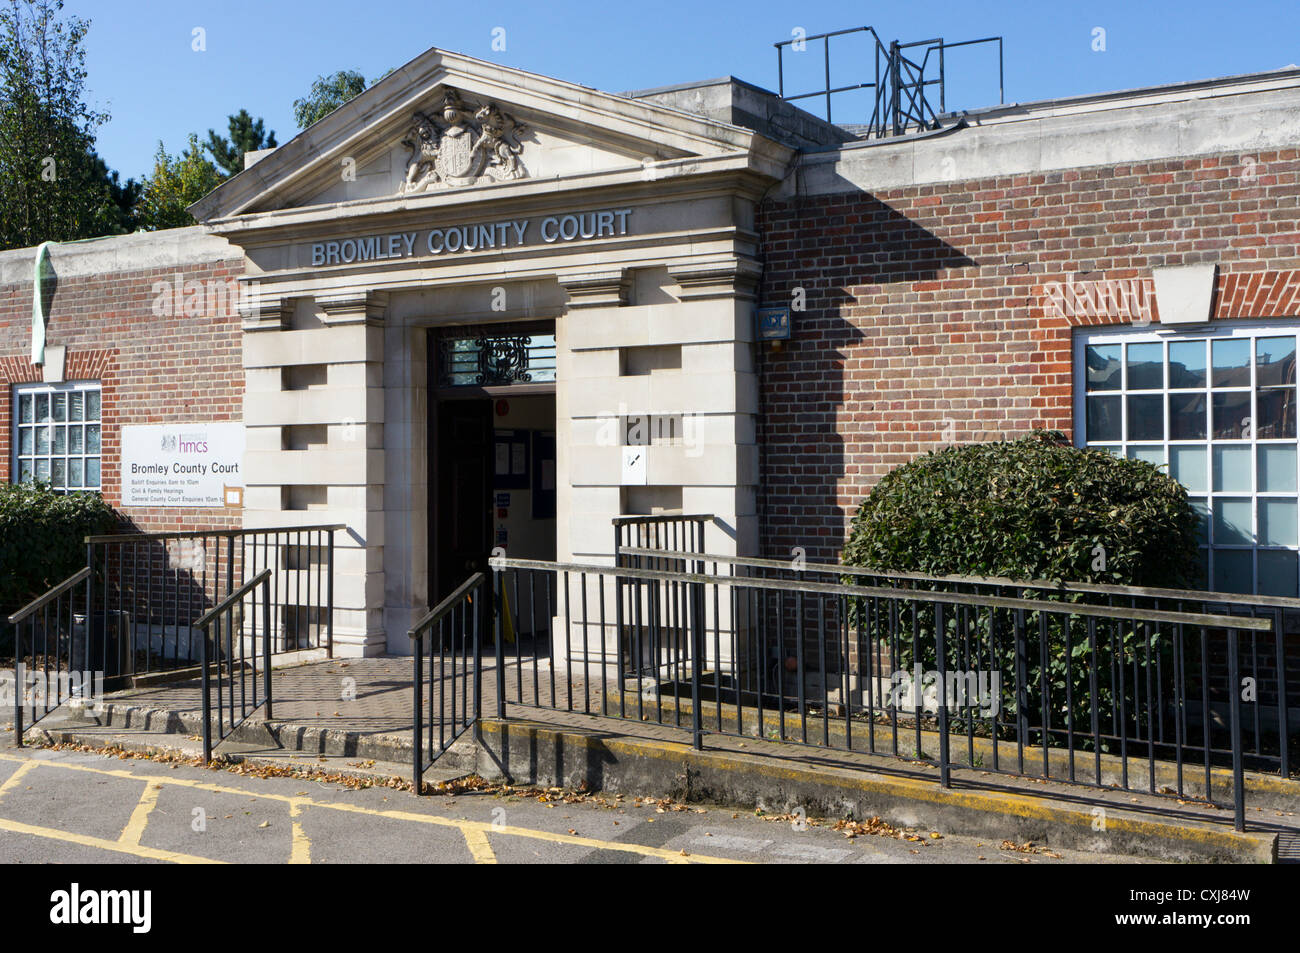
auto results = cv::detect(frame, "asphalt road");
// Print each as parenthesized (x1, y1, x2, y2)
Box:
(0, 746, 1157, 864)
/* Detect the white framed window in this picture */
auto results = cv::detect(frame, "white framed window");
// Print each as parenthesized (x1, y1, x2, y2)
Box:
(11, 381, 102, 491)
(1074, 322, 1299, 596)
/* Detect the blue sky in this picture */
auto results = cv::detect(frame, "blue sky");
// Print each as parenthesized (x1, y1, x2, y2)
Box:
(58, 0, 1300, 181)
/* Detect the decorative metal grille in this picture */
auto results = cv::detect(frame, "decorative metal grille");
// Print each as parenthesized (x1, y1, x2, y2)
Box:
(437, 332, 556, 387)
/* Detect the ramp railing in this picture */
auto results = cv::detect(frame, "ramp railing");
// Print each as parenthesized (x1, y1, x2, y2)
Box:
(411, 572, 488, 791)
(486, 554, 1276, 831)
(620, 546, 1297, 778)
(194, 568, 272, 762)
(6, 567, 94, 744)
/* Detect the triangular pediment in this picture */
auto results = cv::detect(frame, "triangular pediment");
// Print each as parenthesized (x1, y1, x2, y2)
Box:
(191, 48, 780, 221)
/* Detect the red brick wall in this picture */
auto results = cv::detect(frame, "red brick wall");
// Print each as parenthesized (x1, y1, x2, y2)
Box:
(756, 149, 1300, 563)
(0, 256, 245, 532)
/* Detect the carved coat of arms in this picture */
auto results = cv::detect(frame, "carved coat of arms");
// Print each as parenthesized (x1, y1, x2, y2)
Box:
(399, 87, 529, 193)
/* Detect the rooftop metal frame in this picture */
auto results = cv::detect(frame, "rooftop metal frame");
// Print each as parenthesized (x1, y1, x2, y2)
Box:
(774, 25, 1005, 136)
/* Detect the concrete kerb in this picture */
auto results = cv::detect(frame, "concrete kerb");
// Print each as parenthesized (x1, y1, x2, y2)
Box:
(605, 688, 1300, 813)
(471, 717, 1279, 864)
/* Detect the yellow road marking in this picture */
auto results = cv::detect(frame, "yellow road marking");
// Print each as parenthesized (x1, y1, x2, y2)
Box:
(463, 827, 497, 863)
(288, 800, 311, 865)
(119, 783, 162, 847)
(0, 752, 743, 864)
(0, 760, 37, 802)
(0, 815, 225, 864)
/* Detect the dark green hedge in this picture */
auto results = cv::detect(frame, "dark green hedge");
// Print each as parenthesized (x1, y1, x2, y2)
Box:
(841, 433, 1202, 747)
(0, 483, 117, 621)
(842, 431, 1201, 589)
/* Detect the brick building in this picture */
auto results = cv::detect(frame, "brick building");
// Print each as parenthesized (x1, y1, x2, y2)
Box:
(2, 47, 1299, 655)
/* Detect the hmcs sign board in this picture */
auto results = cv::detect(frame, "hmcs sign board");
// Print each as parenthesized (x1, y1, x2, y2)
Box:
(120, 423, 244, 508)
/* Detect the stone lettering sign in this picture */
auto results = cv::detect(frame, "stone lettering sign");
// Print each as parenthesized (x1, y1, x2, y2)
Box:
(309, 207, 632, 266)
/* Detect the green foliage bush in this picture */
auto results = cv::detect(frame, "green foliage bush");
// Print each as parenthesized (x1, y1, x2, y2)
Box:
(0, 483, 117, 622)
(843, 431, 1200, 588)
(841, 432, 1202, 747)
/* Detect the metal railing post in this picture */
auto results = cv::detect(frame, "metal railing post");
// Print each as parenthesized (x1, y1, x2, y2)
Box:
(690, 578, 705, 750)
(494, 569, 506, 719)
(327, 530, 335, 659)
(1228, 627, 1245, 832)
(935, 601, 950, 787)
(262, 577, 273, 720)
(12, 620, 22, 747)
(200, 621, 212, 763)
(412, 631, 424, 793)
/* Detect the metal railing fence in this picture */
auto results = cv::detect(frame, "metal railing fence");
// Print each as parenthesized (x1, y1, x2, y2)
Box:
(194, 568, 273, 762)
(6, 567, 93, 744)
(411, 572, 488, 791)
(484, 555, 1275, 831)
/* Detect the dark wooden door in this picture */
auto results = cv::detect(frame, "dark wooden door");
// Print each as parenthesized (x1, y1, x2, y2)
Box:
(432, 398, 493, 602)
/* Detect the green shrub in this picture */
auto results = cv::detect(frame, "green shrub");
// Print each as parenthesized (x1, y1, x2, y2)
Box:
(0, 482, 117, 623)
(842, 430, 1200, 588)
(841, 432, 1202, 748)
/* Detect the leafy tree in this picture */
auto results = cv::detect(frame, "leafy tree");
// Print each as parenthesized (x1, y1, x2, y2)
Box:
(135, 133, 221, 230)
(0, 0, 131, 250)
(292, 69, 366, 128)
(205, 108, 276, 179)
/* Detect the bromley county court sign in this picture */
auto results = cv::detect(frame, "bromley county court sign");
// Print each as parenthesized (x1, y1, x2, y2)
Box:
(309, 207, 634, 265)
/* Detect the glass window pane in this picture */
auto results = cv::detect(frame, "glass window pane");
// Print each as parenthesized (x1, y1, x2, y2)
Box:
(18, 459, 33, 482)
(1169, 393, 1207, 440)
(1256, 336, 1297, 387)
(50, 459, 65, 488)
(86, 458, 100, 487)
(51, 393, 66, 422)
(1085, 344, 1122, 391)
(1189, 498, 1210, 545)
(52, 425, 65, 455)
(86, 390, 100, 421)
(68, 391, 83, 422)
(1127, 394, 1163, 441)
(86, 424, 100, 453)
(1258, 550, 1299, 598)
(18, 393, 33, 424)
(1087, 396, 1121, 442)
(1169, 340, 1208, 388)
(1260, 499, 1298, 547)
(69, 426, 82, 454)
(1259, 444, 1298, 492)
(35, 459, 49, 482)
(1212, 391, 1252, 439)
(1127, 445, 1165, 467)
(1171, 446, 1208, 492)
(69, 459, 82, 488)
(1256, 388, 1297, 439)
(1213, 548, 1253, 594)
(18, 427, 33, 456)
(1212, 339, 1252, 387)
(35, 393, 49, 422)
(1126, 342, 1164, 390)
(1212, 498, 1253, 545)
(1212, 445, 1252, 492)
(35, 425, 50, 454)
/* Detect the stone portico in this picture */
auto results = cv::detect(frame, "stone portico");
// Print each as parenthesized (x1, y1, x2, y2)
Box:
(190, 48, 840, 656)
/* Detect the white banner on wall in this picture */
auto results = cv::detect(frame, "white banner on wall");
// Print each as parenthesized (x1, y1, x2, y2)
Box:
(120, 423, 245, 508)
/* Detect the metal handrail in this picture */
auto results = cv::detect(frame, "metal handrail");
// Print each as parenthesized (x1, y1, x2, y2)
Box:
(611, 513, 713, 527)
(84, 523, 346, 544)
(193, 569, 272, 631)
(621, 547, 1300, 612)
(489, 556, 1272, 631)
(7, 567, 91, 625)
(408, 572, 485, 640)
